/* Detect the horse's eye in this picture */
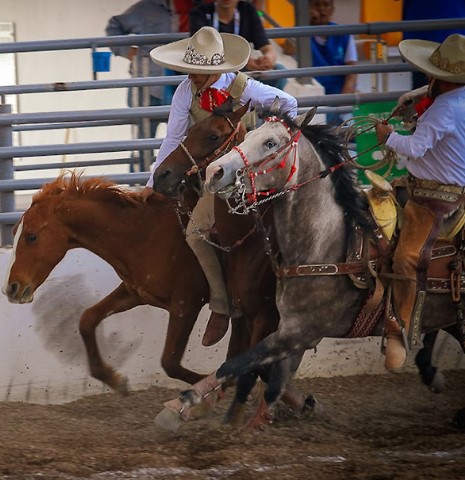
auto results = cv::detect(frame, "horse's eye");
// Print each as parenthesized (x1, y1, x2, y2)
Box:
(265, 140, 276, 149)
(25, 233, 38, 243)
(208, 134, 219, 141)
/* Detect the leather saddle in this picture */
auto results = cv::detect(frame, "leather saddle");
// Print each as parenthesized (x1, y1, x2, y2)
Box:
(347, 172, 465, 296)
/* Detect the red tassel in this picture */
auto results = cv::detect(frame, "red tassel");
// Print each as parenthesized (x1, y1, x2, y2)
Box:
(414, 96, 434, 117)
(199, 88, 230, 112)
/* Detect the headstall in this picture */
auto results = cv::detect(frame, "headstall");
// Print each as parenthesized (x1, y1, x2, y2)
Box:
(232, 116, 301, 205)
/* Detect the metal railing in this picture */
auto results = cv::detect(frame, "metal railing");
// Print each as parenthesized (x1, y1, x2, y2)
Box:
(0, 18, 463, 245)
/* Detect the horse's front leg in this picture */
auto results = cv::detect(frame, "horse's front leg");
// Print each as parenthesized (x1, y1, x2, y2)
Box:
(161, 305, 205, 386)
(79, 283, 141, 395)
(155, 329, 304, 431)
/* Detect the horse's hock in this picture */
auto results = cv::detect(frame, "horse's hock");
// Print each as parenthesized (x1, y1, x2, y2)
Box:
(0, 246, 463, 404)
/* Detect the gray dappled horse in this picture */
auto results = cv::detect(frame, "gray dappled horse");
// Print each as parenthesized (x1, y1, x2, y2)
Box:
(156, 104, 465, 431)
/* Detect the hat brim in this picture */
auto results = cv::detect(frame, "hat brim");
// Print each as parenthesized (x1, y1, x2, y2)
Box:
(150, 33, 251, 74)
(399, 39, 465, 83)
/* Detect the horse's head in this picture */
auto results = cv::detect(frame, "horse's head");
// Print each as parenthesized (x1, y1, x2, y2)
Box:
(153, 98, 249, 198)
(2, 188, 73, 304)
(205, 102, 318, 201)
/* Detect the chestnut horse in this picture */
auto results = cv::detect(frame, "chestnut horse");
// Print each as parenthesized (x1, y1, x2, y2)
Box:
(2, 173, 215, 393)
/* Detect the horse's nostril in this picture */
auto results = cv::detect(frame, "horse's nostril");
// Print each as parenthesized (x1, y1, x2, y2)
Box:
(212, 167, 224, 181)
(159, 169, 171, 180)
(7, 282, 19, 297)
(153, 169, 172, 193)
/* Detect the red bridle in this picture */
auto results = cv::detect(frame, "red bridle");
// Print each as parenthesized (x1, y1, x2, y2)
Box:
(232, 116, 301, 204)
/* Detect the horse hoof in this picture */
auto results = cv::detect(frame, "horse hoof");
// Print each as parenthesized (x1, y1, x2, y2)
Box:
(224, 400, 246, 426)
(154, 407, 183, 432)
(114, 376, 130, 396)
(453, 408, 465, 430)
(429, 371, 445, 394)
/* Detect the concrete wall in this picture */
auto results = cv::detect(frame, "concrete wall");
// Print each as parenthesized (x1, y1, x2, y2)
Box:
(1, 246, 464, 405)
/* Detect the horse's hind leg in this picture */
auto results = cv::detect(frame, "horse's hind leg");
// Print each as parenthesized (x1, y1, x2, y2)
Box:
(224, 370, 259, 426)
(440, 323, 465, 429)
(79, 283, 142, 394)
(415, 330, 445, 393)
(244, 359, 290, 431)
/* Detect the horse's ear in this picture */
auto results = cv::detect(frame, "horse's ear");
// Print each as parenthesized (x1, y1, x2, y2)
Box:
(270, 96, 281, 115)
(230, 100, 250, 123)
(216, 96, 234, 114)
(294, 107, 317, 129)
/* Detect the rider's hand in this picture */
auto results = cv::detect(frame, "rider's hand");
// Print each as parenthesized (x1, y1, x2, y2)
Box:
(375, 123, 394, 144)
(392, 85, 428, 117)
(256, 55, 273, 71)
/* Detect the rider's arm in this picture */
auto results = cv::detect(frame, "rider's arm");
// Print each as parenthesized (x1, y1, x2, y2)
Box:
(386, 101, 451, 159)
(242, 77, 298, 119)
(145, 79, 192, 188)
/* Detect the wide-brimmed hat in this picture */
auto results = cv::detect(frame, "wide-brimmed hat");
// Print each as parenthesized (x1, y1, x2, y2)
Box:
(399, 33, 465, 83)
(150, 26, 251, 74)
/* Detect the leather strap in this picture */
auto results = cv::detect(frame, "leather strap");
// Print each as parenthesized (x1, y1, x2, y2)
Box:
(275, 261, 371, 277)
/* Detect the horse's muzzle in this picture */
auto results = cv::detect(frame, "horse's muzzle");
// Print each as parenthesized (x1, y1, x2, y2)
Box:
(3, 281, 34, 304)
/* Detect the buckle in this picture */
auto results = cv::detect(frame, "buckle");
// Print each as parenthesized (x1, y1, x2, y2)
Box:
(296, 264, 339, 275)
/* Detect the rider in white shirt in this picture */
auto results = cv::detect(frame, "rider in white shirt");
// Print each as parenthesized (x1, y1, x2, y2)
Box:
(376, 34, 465, 371)
(142, 27, 297, 346)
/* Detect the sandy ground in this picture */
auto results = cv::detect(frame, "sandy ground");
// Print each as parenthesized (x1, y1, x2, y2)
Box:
(1, 370, 465, 480)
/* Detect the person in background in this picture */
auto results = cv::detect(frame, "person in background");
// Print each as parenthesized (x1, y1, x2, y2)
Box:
(189, 0, 288, 91)
(309, 0, 358, 125)
(375, 34, 465, 372)
(401, 0, 465, 89)
(142, 27, 297, 346)
(105, 0, 175, 143)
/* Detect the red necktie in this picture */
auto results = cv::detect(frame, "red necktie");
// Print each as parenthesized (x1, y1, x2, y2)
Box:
(198, 87, 230, 112)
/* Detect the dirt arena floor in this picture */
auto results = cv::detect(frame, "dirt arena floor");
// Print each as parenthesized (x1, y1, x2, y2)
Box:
(1, 370, 465, 480)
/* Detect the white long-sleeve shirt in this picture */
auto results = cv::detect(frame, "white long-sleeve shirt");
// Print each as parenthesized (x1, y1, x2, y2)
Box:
(146, 72, 298, 188)
(386, 86, 465, 186)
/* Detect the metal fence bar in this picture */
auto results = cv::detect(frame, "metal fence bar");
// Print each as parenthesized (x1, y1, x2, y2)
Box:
(0, 138, 163, 159)
(0, 172, 150, 192)
(14, 157, 135, 172)
(14, 120, 138, 132)
(0, 106, 171, 126)
(0, 19, 463, 54)
(0, 105, 14, 244)
(0, 63, 414, 97)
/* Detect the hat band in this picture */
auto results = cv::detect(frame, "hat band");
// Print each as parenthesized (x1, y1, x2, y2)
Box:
(183, 45, 225, 68)
(430, 48, 465, 75)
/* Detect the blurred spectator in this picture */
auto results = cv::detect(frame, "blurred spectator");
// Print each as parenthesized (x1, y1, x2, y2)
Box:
(190, 0, 288, 90)
(309, 0, 358, 124)
(105, 0, 175, 141)
(401, 0, 465, 89)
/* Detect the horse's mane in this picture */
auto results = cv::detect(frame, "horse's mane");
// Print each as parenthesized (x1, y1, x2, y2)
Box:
(259, 108, 372, 233)
(33, 172, 147, 208)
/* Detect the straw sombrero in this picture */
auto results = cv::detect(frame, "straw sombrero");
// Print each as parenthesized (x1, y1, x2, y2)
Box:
(399, 33, 465, 83)
(150, 26, 251, 74)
